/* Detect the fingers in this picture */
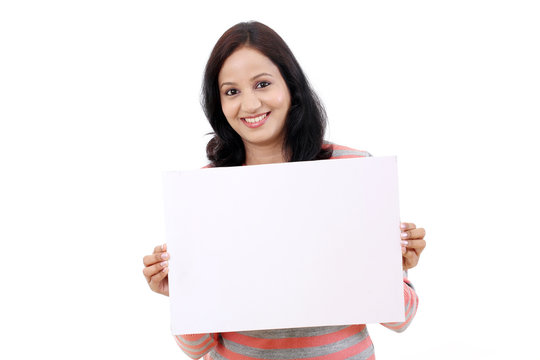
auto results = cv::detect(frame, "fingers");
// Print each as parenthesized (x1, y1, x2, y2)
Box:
(404, 239, 426, 250)
(142, 244, 170, 296)
(142, 260, 169, 282)
(400, 223, 426, 270)
(402, 248, 418, 270)
(403, 249, 416, 261)
(143, 247, 169, 267)
(143, 244, 169, 282)
(400, 222, 416, 231)
(401, 238, 426, 270)
(401, 227, 425, 240)
(401, 239, 426, 254)
(149, 266, 169, 291)
(153, 243, 167, 254)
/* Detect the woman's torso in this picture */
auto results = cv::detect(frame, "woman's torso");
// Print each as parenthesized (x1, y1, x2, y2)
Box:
(206, 325, 375, 360)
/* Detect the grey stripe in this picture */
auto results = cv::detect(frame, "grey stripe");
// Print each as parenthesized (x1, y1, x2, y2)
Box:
(345, 343, 374, 360)
(222, 326, 369, 359)
(177, 334, 212, 346)
(332, 149, 372, 158)
(209, 349, 226, 360)
(237, 325, 349, 339)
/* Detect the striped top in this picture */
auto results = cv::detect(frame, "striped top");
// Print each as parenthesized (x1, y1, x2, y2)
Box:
(174, 144, 418, 360)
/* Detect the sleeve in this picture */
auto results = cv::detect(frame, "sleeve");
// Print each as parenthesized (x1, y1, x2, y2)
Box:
(172, 333, 219, 359)
(380, 277, 419, 333)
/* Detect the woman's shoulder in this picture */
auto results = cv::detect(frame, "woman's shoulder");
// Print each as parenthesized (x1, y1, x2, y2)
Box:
(322, 141, 372, 159)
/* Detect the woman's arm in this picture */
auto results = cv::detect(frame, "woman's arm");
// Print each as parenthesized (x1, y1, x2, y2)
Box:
(173, 334, 219, 359)
(381, 222, 425, 332)
(143, 245, 219, 359)
(380, 278, 418, 332)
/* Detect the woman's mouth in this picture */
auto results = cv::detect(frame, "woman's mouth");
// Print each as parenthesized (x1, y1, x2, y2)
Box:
(241, 112, 270, 128)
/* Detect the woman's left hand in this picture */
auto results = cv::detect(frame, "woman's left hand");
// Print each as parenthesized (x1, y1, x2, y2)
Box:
(400, 222, 426, 270)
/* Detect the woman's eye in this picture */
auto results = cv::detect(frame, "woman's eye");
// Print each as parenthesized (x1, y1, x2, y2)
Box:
(225, 89, 239, 96)
(256, 81, 271, 89)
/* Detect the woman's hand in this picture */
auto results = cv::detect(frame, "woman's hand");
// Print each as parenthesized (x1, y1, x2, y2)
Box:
(142, 244, 170, 296)
(400, 223, 426, 270)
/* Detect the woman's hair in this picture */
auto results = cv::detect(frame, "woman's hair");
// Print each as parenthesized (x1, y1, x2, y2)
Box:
(202, 21, 333, 167)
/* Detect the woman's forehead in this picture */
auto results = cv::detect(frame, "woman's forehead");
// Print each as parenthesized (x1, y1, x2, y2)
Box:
(218, 47, 280, 83)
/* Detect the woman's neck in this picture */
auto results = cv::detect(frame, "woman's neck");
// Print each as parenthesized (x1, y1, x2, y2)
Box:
(244, 142, 287, 165)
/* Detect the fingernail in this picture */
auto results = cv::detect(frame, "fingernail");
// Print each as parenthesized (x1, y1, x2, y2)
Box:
(161, 244, 165, 251)
(402, 247, 407, 254)
(401, 232, 408, 238)
(162, 267, 168, 273)
(161, 253, 169, 260)
(401, 240, 408, 246)
(160, 261, 168, 267)
(400, 223, 406, 229)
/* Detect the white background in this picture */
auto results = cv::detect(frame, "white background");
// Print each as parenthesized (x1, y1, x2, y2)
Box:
(1, 0, 539, 359)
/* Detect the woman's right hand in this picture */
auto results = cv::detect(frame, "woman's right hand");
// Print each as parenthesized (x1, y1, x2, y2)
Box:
(142, 244, 170, 296)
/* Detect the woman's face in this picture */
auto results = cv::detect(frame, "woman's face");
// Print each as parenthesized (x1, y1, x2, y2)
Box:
(218, 47, 291, 150)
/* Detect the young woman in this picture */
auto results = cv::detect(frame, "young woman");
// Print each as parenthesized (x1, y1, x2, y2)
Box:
(142, 21, 426, 360)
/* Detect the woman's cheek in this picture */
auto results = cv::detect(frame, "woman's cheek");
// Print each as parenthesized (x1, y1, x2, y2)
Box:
(221, 99, 236, 120)
(268, 90, 287, 107)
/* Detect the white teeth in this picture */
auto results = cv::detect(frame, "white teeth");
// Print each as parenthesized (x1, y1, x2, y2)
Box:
(244, 113, 267, 123)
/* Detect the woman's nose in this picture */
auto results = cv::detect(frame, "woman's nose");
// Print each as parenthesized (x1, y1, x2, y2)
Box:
(241, 91, 262, 113)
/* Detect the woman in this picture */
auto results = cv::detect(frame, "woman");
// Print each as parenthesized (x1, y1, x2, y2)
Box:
(142, 21, 426, 360)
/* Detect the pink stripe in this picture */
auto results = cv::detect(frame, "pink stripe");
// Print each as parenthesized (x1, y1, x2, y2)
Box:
(179, 334, 209, 341)
(175, 334, 214, 351)
(175, 335, 216, 357)
(222, 325, 365, 350)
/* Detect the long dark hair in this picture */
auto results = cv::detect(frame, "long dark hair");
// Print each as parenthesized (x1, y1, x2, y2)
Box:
(202, 21, 332, 167)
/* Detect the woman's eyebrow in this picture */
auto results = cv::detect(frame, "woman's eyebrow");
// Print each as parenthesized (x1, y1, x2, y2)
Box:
(220, 73, 274, 89)
(251, 72, 273, 81)
(220, 81, 236, 89)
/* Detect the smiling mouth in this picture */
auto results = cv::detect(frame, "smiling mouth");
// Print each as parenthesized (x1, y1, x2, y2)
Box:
(241, 112, 270, 128)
